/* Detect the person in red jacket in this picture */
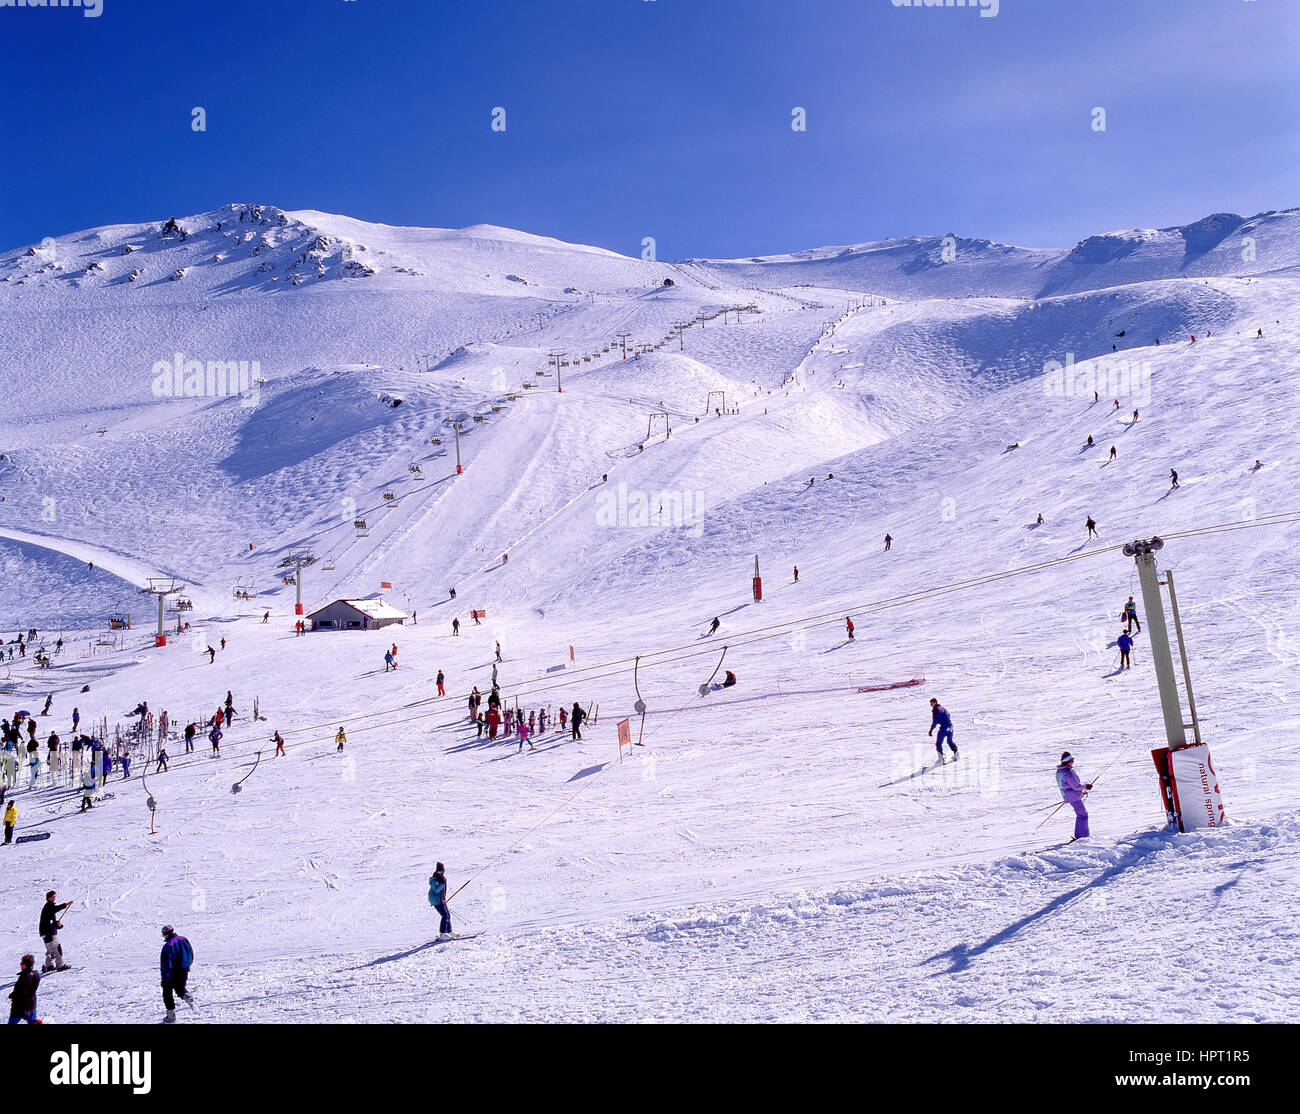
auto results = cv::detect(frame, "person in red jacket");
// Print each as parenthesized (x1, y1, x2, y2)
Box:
(846, 617, 855, 641)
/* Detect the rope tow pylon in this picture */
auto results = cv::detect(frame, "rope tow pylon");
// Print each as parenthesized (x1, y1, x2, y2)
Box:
(633, 654, 646, 748)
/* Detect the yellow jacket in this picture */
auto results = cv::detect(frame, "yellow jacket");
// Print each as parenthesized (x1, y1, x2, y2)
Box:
(3, 803, 16, 824)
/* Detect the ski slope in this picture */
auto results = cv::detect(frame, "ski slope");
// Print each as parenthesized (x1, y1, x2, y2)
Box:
(1, 203, 1298, 1023)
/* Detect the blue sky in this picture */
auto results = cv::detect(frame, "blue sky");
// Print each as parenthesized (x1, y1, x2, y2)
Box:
(2, 0, 1297, 257)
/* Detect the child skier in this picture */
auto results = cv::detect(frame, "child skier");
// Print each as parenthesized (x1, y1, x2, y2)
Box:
(1055, 752, 1093, 841)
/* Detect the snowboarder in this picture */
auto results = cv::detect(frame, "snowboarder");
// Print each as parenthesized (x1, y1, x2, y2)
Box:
(846, 617, 855, 641)
(1055, 752, 1092, 841)
(159, 925, 195, 1023)
(1123, 596, 1141, 633)
(452, 617, 460, 636)
(570, 703, 586, 740)
(7, 955, 40, 1025)
(1170, 468, 1179, 488)
(707, 617, 720, 636)
(1117, 631, 1134, 669)
(436, 670, 445, 697)
(928, 698, 957, 759)
(335, 727, 347, 752)
(39, 891, 72, 972)
(884, 534, 892, 551)
(1085, 516, 1099, 539)
(428, 863, 452, 939)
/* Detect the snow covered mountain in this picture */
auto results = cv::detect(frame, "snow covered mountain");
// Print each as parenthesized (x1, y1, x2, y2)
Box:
(1, 201, 1297, 1023)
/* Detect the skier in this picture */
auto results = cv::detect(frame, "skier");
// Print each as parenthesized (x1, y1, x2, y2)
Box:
(384, 650, 395, 672)
(183, 722, 196, 753)
(449, 587, 456, 600)
(262, 611, 270, 624)
(487, 706, 500, 740)
(335, 727, 347, 752)
(1109, 445, 1117, 461)
(707, 617, 720, 636)
(1170, 468, 1179, 488)
(390, 643, 399, 667)
(1085, 516, 1099, 539)
(846, 617, 855, 641)
(220, 638, 226, 651)
(272, 730, 285, 758)
(41, 695, 52, 717)
(559, 706, 568, 732)
(436, 670, 445, 697)
(206, 645, 216, 664)
(159, 925, 195, 1023)
(155, 747, 169, 773)
(884, 534, 892, 551)
(1036, 513, 1044, 525)
(1117, 630, 1134, 669)
(2, 800, 15, 844)
(7, 955, 40, 1025)
(71, 707, 79, 733)
(538, 708, 547, 734)
(208, 726, 221, 758)
(79, 766, 95, 811)
(224, 692, 236, 724)
(1086, 434, 1094, 446)
(452, 617, 460, 637)
(39, 891, 72, 972)
(1123, 596, 1141, 633)
(570, 703, 586, 740)
(722, 670, 737, 688)
(1055, 752, 1092, 841)
(516, 718, 534, 752)
(495, 640, 503, 663)
(428, 863, 452, 940)
(928, 698, 958, 759)
(793, 565, 799, 583)
(1253, 460, 1263, 472)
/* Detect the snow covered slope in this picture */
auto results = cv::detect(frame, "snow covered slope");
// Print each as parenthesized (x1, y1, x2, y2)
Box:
(0, 202, 1297, 1023)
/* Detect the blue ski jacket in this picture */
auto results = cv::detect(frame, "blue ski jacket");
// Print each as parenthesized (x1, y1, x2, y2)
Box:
(428, 875, 447, 906)
(930, 705, 952, 731)
(1117, 634, 1134, 652)
(160, 935, 193, 980)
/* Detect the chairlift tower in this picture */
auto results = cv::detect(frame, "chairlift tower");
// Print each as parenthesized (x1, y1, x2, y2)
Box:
(549, 350, 566, 394)
(278, 548, 318, 616)
(616, 332, 631, 360)
(452, 421, 464, 474)
(140, 578, 183, 647)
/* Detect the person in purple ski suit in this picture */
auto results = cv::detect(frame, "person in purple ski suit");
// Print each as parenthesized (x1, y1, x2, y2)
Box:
(1056, 751, 1093, 839)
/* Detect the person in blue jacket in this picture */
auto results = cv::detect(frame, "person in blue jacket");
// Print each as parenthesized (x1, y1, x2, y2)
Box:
(1117, 631, 1134, 669)
(928, 698, 957, 758)
(159, 925, 195, 1023)
(428, 863, 452, 939)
